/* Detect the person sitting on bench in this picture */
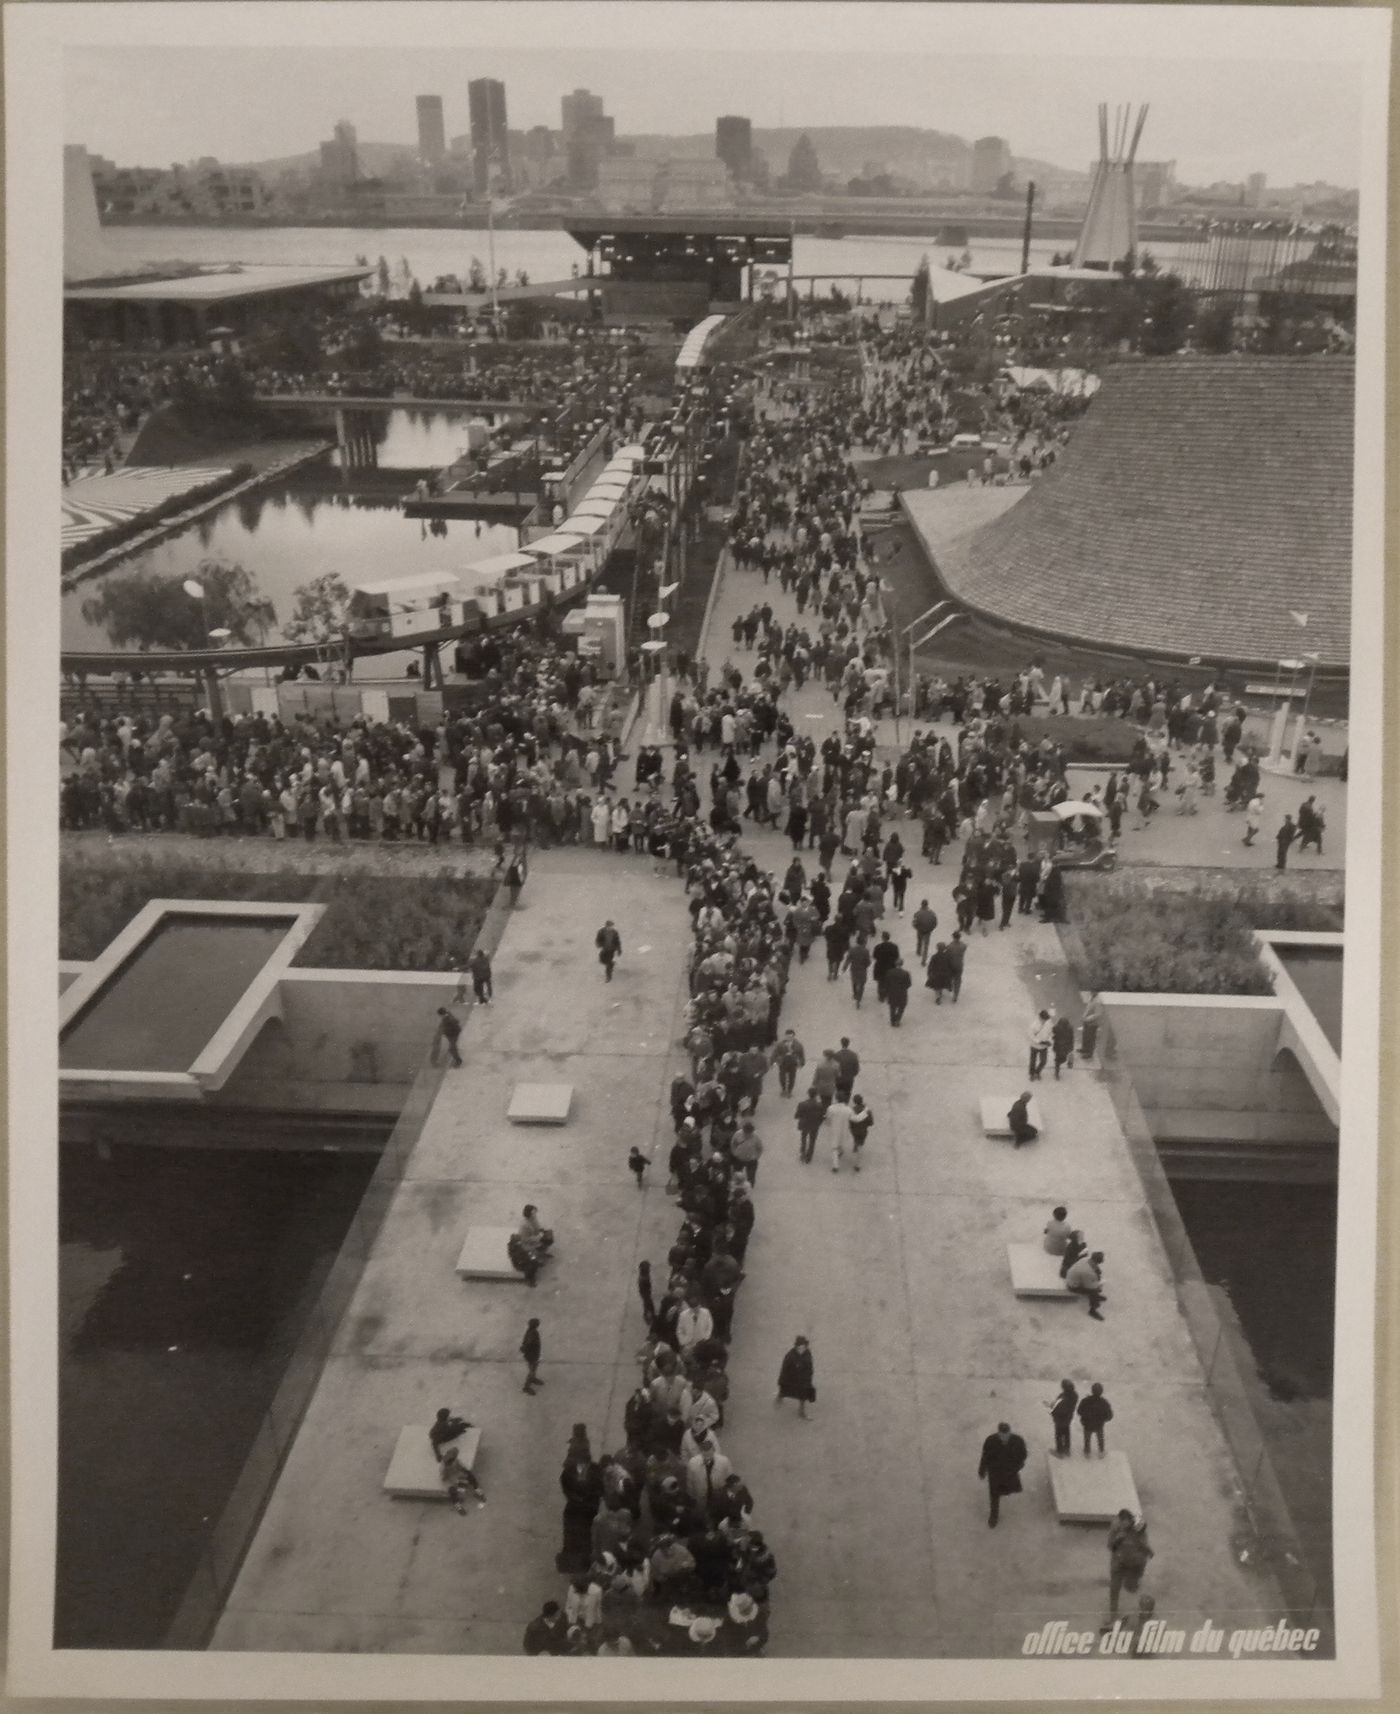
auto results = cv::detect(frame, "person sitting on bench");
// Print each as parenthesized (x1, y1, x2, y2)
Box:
(439, 1444, 487, 1511)
(509, 1204, 555, 1285)
(429, 1408, 487, 1509)
(1007, 1091, 1039, 1148)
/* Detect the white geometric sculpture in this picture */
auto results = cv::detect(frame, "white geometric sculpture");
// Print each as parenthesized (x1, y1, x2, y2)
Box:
(1073, 103, 1149, 271)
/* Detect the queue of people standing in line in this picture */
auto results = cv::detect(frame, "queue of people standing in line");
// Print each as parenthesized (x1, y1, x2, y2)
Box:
(523, 807, 791, 1656)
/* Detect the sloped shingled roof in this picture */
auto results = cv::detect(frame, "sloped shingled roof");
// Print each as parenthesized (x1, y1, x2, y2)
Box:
(937, 356, 1353, 668)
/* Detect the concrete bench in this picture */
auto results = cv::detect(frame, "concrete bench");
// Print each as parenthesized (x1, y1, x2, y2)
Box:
(981, 1095, 1043, 1139)
(1047, 1449, 1140, 1524)
(1007, 1243, 1074, 1298)
(455, 1227, 525, 1281)
(384, 1425, 482, 1499)
(507, 1082, 573, 1124)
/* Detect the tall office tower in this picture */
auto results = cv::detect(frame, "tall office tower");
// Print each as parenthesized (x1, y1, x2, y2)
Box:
(715, 114, 753, 181)
(468, 77, 510, 194)
(416, 95, 446, 166)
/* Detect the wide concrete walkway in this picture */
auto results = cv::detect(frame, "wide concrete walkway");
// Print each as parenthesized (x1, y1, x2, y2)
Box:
(216, 549, 1289, 1661)
(692, 551, 1286, 1654)
(215, 848, 699, 1654)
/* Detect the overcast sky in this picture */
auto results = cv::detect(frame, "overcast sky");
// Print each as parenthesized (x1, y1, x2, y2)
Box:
(64, 7, 1364, 186)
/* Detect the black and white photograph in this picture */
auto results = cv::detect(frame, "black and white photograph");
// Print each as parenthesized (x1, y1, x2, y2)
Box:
(4, 0, 1390, 1700)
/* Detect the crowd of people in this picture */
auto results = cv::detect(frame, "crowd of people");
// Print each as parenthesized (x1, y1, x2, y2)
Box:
(521, 750, 794, 1657)
(62, 306, 639, 482)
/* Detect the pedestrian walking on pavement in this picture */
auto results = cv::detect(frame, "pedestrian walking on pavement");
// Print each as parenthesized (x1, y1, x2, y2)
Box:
(946, 931, 967, 1002)
(1051, 1013, 1075, 1078)
(1028, 1010, 1053, 1080)
(770, 1028, 806, 1097)
(1242, 791, 1265, 847)
(843, 935, 871, 1007)
(596, 919, 623, 980)
(825, 1096, 853, 1172)
(885, 957, 912, 1026)
(795, 1088, 826, 1164)
(434, 1007, 464, 1067)
(1045, 1378, 1079, 1457)
(1078, 1382, 1114, 1455)
(776, 1336, 815, 1419)
(978, 1422, 1028, 1528)
(832, 1038, 860, 1102)
(467, 947, 493, 1004)
(628, 1145, 649, 1189)
(911, 899, 938, 962)
(521, 1318, 543, 1393)
(848, 1094, 874, 1170)
(1105, 1511, 1154, 1621)
(1275, 814, 1297, 870)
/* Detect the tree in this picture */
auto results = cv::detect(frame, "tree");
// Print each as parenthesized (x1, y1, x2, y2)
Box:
(468, 256, 487, 292)
(342, 315, 385, 369)
(1138, 273, 1192, 355)
(81, 558, 275, 652)
(283, 572, 352, 650)
(1194, 297, 1236, 354)
(267, 315, 325, 373)
(786, 134, 822, 193)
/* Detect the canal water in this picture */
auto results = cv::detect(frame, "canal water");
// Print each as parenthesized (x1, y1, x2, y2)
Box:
(62, 429, 523, 678)
(94, 222, 1283, 295)
(58, 1133, 384, 1648)
(1168, 1174, 1335, 1604)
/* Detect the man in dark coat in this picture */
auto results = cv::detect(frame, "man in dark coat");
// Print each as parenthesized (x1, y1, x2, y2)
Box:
(945, 931, 967, 1001)
(523, 1599, 568, 1655)
(978, 1421, 1028, 1527)
(885, 958, 912, 1027)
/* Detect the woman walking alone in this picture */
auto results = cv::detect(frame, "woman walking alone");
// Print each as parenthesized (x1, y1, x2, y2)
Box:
(776, 1335, 815, 1420)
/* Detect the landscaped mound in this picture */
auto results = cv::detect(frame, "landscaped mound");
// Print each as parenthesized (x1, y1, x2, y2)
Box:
(1065, 873, 1342, 996)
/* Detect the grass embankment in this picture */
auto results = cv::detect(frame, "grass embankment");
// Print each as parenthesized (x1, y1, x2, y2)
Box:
(61, 846, 495, 973)
(1065, 873, 1341, 996)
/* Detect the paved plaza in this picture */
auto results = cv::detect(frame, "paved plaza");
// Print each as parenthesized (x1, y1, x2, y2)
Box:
(216, 549, 1291, 1659)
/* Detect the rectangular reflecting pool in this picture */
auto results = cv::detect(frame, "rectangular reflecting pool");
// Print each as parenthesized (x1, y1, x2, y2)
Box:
(60, 917, 293, 1073)
(1276, 945, 1343, 1054)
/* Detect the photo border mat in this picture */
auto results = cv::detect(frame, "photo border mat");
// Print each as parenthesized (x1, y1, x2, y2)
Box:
(3, 0, 1396, 1704)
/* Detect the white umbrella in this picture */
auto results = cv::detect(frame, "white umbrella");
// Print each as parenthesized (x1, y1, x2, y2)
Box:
(1051, 800, 1105, 820)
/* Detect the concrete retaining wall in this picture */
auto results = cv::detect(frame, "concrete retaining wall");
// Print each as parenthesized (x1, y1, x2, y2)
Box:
(216, 969, 460, 1113)
(1102, 993, 1336, 1145)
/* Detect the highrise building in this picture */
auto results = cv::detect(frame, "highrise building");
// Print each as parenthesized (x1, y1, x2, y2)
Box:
(715, 114, 753, 181)
(416, 95, 446, 166)
(468, 77, 510, 194)
(562, 90, 615, 190)
(1246, 170, 1267, 207)
(318, 120, 360, 190)
(561, 87, 605, 138)
(971, 135, 1012, 195)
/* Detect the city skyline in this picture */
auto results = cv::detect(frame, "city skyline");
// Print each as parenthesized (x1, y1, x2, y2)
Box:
(65, 41, 1363, 188)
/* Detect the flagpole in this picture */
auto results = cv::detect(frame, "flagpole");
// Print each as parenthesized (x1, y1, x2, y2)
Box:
(487, 196, 499, 325)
